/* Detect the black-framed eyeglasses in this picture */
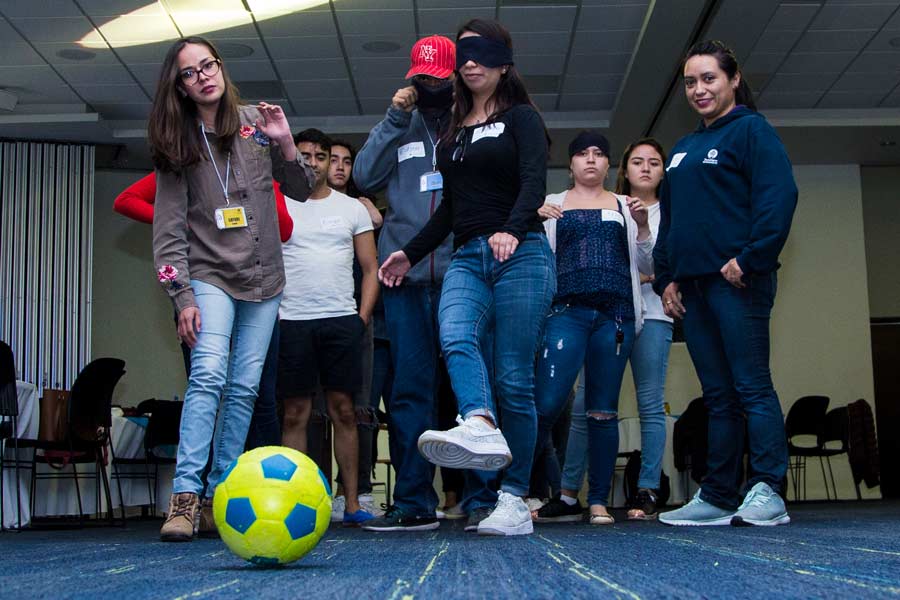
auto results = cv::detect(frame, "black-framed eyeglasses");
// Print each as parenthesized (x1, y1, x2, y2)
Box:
(451, 128, 467, 162)
(179, 59, 221, 86)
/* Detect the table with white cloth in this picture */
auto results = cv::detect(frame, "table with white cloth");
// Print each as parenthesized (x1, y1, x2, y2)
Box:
(2, 385, 174, 528)
(608, 415, 688, 507)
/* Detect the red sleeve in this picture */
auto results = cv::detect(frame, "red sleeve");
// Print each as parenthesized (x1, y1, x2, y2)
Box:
(113, 173, 156, 224)
(273, 180, 294, 243)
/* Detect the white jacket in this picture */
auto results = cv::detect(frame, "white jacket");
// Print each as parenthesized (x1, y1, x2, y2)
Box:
(542, 191, 654, 336)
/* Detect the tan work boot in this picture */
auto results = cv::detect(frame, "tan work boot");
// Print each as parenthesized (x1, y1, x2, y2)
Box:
(198, 497, 219, 538)
(160, 492, 199, 542)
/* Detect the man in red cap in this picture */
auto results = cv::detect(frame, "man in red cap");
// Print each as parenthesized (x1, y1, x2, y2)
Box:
(356, 36, 498, 533)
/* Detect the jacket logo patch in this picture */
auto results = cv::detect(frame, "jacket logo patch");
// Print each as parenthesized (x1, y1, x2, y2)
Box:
(666, 152, 687, 171)
(703, 148, 719, 165)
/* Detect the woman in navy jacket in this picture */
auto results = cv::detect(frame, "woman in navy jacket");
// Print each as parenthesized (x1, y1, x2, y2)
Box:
(654, 40, 797, 527)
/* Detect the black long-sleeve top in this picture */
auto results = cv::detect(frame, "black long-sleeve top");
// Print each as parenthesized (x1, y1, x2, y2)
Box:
(403, 104, 548, 266)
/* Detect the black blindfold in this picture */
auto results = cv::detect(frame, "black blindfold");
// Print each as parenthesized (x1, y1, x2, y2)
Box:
(455, 36, 514, 70)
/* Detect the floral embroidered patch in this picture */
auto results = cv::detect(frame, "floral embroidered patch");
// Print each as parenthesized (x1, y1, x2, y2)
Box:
(157, 265, 183, 290)
(239, 125, 255, 139)
(253, 129, 270, 146)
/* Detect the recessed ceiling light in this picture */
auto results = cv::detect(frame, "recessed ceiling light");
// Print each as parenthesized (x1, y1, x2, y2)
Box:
(57, 48, 96, 61)
(216, 42, 255, 59)
(363, 41, 402, 53)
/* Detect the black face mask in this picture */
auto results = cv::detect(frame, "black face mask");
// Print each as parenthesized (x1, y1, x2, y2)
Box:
(412, 78, 454, 111)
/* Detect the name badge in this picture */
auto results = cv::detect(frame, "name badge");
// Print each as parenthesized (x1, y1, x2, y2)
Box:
(667, 152, 687, 171)
(601, 209, 625, 226)
(320, 216, 344, 230)
(471, 122, 505, 143)
(420, 171, 443, 192)
(215, 206, 248, 229)
(398, 141, 426, 163)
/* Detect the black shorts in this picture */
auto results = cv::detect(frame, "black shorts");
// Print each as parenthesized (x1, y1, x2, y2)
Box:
(278, 315, 365, 397)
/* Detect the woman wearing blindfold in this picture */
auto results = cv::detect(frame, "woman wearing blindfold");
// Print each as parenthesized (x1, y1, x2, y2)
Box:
(379, 18, 555, 536)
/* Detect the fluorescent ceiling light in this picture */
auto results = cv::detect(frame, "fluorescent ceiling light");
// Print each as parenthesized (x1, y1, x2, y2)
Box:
(79, 0, 328, 49)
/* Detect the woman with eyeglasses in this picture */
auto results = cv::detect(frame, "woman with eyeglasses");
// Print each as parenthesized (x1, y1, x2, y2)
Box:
(379, 18, 555, 536)
(149, 36, 313, 542)
(654, 40, 797, 527)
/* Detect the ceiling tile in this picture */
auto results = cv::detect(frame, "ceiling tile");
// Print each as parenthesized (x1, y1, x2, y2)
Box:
(879, 85, 900, 106)
(562, 73, 622, 95)
(757, 91, 822, 109)
(752, 28, 804, 53)
(8, 86, 83, 103)
(567, 52, 630, 74)
(343, 34, 416, 59)
(862, 29, 900, 51)
(779, 52, 857, 73)
(266, 35, 343, 60)
(515, 54, 566, 75)
(831, 70, 900, 92)
(795, 30, 876, 52)
(558, 92, 616, 111)
(336, 10, 415, 35)
(744, 51, 788, 74)
(205, 23, 262, 39)
(72, 83, 148, 102)
(498, 5, 577, 33)
(360, 97, 393, 114)
(353, 77, 406, 98)
(579, 4, 649, 31)
(817, 90, 886, 108)
(530, 93, 558, 111)
(333, 0, 413, 9)
(92, 102, 151, 119)
(284, 78, 355, 99)
(571, 29, 640, 55)
(847, 50, 900, 70)
(290, 97, 359, 116)
(809, 3, 897, 30)
(0, 42, 45, 66)
(77, 0, 166, 17)
(33, 42, 120, 65)
(417, 8, 494, 35)
(0, 0, 82, 18)
(765, 3, 821, 31)
(112, 41, 172, 64)
(880, 5, 900, 29)
(766, 72, 839, 93)
(276, 58, 348, 80)
(0, 64, 68, 89)
(9, 17, 96, 43)
(255, 10, 336, 37)
(416, 0, 494, 7)
(92, 15, 179, 44)
(227, 60, 277, 82)
(348, 56, 409, 77)
(514, 32, 572, 55)
(55, 63, 134, 84)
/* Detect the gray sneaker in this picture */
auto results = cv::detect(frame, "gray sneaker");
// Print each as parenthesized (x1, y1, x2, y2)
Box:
(464, 506, 493, 532)
(418, 416, 512, 471)
(658, 490, 735, 526)
(477, 491, 533, 536)
(731, 482, 790, 527)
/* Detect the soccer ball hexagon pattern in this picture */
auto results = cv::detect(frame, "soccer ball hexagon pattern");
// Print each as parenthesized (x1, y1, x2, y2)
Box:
(213, 446, 332, 565)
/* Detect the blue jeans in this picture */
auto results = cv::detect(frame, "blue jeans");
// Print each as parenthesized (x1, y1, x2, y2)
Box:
(172, 280, 281, 496)
(681, 273, 788, 510)
(534, 304, 634, 506)
(629, 318, 672, 489)
(439, 233, 556, 497)
(383, 284, 497, 515)
(245, 319, 281, 450)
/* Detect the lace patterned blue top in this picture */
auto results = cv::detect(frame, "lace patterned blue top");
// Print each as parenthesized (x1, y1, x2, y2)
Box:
(555, 208, 633, 319)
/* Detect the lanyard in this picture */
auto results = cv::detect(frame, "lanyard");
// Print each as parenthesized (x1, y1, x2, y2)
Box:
(200, 122, 231, 206)
(420, 113, 438, 171)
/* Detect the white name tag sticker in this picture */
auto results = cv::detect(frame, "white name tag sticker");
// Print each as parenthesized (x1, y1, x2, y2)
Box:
(215, 206, 248, 229)
(601, 210, 625, 226)
(471, 122, 505, 143)
(667, 152, 687, 171)
(398, 141, 426, 163)
(320, 216, 344, 230)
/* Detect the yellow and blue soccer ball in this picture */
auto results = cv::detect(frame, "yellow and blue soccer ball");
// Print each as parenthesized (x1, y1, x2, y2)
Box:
(213, 446, 331, 566)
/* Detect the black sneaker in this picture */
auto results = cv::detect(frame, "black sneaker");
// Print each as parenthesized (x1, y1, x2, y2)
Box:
(533, 495, 584, 523)
(362, 506, 440, 532)
(627, 488, 659, 521)
(464, 506, 493, 532)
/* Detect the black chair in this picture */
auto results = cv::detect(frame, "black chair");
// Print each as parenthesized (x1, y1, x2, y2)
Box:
(817, 406, 862, 501)
(673, 397, 708, 500)
(111, 399, 182, 516)
(0, 341, 24, 531)
(785, 395, 830, 501)
(11, 358, 126, 527)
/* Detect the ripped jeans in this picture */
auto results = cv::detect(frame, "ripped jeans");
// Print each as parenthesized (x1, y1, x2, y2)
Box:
(533, 303, 635, 506)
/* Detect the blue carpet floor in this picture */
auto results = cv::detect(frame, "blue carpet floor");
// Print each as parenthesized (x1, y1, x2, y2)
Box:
(1, 501, 899, 599)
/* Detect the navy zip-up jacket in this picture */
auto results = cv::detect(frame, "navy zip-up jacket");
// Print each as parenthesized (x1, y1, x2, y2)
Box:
(653, 106, 798, 295)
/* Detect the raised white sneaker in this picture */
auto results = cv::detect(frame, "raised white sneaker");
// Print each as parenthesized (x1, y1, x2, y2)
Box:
(418, 416, 512, 471)
(331, 495, 346, 522)
(359, 494, 385, 518)
(477, 491, 534, 536)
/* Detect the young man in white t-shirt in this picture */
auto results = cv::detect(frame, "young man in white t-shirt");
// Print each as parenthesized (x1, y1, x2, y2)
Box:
(278, 129, 379, 526)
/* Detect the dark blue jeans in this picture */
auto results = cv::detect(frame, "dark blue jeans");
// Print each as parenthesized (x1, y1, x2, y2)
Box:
(383, 284, 497, 516)
(438, 233, 556, 497)
(534, 304, 635, 506)
(681, 273, 788, 510)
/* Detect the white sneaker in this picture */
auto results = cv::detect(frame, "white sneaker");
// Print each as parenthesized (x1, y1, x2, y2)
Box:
(477, 491, 534, 536)
(525, 497, 546, 512)
(418, 416, 512, 471)
(358, 494, 385, 518)
(331, 495, 346, 522)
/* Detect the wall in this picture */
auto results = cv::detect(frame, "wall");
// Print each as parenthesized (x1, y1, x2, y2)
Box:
(860, 167, 900, 319)
(91, 169, 187, 406)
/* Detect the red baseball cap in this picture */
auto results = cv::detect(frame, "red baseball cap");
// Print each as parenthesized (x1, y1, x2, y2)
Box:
(405, 35, 455, 80)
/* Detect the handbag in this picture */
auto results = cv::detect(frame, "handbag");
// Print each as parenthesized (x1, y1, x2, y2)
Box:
(38, 388, 70, 442)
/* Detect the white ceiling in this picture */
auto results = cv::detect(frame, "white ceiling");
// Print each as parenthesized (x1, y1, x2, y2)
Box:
(2, 0, 900, 168)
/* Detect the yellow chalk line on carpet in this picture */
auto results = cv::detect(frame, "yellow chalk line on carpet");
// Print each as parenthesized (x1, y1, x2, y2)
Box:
(105, 565, 135, 575)
(384, 541, 451, 600)
(418, 541, 451, 585)
(538, 535, 642, 600)
(724, 531, 900, 558)
(172, 579, 240, 600)
(386, 578, 412, 600)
